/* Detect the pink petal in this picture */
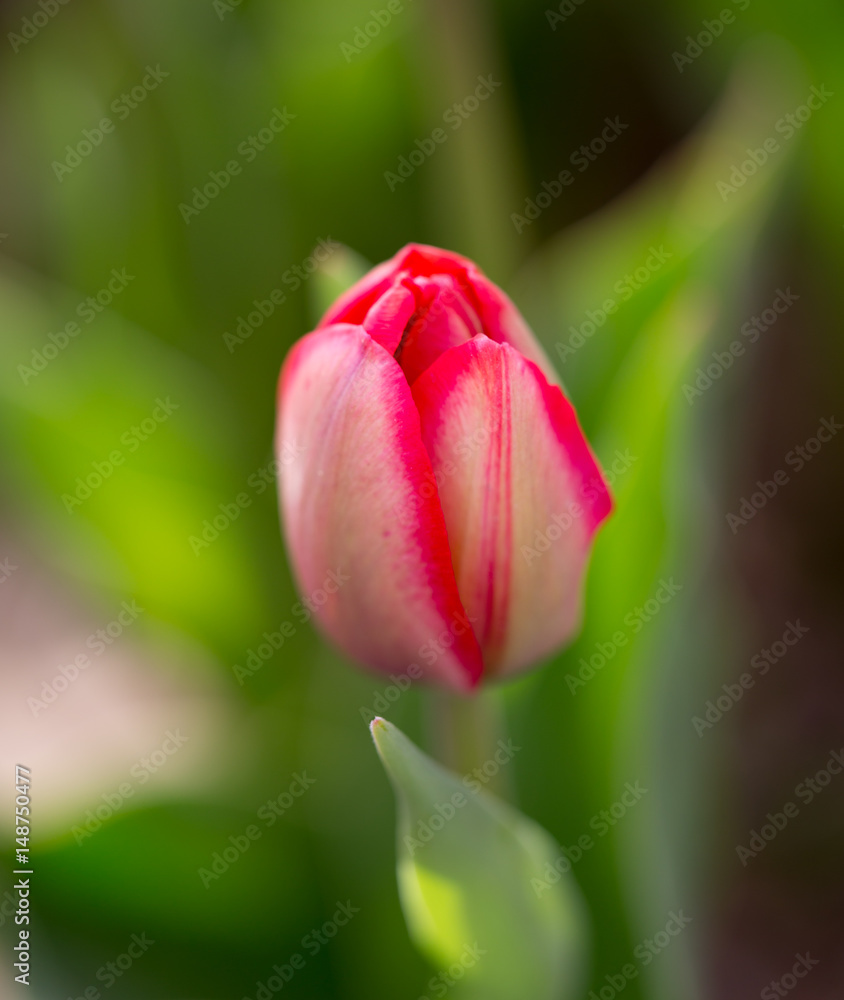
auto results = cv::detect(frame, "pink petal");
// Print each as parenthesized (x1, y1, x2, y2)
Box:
(361, 282, 417, 355)
(318, 257, 402, 327)
(277, 324, 483, 690)
(412, 336, 612, 677)
(458, 258, 560, 386)
(318, 244, 559, 385)
(394, 275, 478, 385)
(393, 245, 559, 383)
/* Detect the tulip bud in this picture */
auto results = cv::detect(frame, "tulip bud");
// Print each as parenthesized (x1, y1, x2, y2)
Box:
(277, 243, 611, 689)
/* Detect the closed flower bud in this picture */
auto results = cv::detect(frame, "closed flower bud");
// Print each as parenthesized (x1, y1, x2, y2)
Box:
(277, 244, 611, 689)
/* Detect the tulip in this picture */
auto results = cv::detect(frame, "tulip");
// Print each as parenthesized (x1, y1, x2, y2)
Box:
(276, 244, 611, 690)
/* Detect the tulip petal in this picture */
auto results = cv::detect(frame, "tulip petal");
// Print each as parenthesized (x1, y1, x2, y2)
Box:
(277, 324, 483, 690)
(318, 256, 401, 327)
(412, 336, 612, 677)
(394, 275, 478, 385)
(458, 258, 560, 386)
(391, 245, 559, 383)
(361, 282, 417, 355)
(318, 244, 559, 386)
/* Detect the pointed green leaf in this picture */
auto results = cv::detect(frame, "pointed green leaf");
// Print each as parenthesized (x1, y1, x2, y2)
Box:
(370, 717, 587, 1000)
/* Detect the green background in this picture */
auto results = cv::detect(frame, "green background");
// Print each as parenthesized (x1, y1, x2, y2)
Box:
(1, 0, 842, 997)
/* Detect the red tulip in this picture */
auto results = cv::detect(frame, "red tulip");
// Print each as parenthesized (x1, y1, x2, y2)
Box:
(276, 244, 611, 690)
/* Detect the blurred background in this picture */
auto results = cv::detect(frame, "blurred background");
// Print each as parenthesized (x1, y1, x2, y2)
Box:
(1, 0, 843, 997)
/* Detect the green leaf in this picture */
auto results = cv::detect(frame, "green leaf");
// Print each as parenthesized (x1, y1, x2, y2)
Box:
(369, 717, 587, 1000)
(307, 243, 372, 323)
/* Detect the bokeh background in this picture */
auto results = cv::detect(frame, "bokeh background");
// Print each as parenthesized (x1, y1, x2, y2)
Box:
(1, 0, 843, 997)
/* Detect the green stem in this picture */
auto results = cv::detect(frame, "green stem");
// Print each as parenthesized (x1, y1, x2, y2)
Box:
(425, 686, 514, 800)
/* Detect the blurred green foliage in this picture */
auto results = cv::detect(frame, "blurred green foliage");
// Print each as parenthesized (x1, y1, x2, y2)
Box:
(1, 0, 843, 998)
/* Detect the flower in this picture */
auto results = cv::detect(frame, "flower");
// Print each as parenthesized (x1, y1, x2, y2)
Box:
(276, 244, 611, 690)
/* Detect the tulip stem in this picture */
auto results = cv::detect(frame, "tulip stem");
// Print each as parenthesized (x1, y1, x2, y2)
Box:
(425, 688, 514, 801)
